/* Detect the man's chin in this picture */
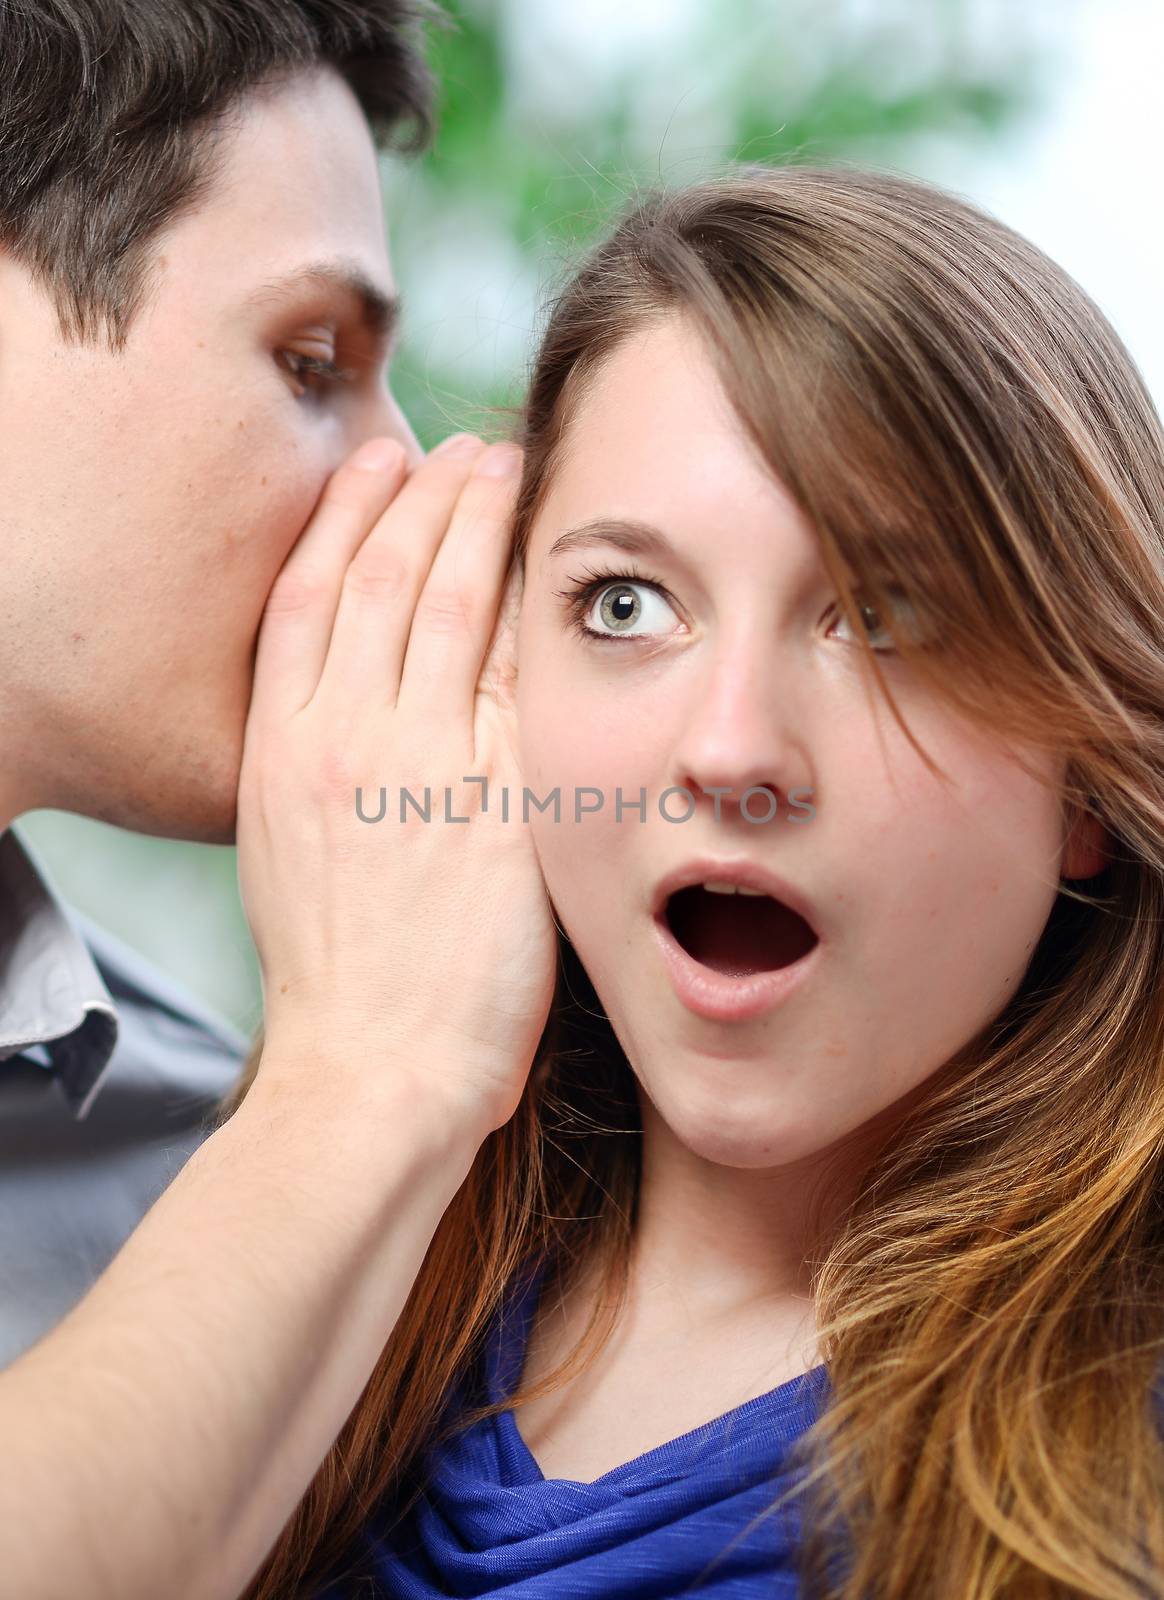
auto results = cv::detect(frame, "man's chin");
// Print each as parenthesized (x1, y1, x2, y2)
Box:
(167, 805, 238, 847)
(88, 776, 240, 846)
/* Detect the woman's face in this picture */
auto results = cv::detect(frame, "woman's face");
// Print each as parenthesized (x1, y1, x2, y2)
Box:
(515, 315, 1101, 1173)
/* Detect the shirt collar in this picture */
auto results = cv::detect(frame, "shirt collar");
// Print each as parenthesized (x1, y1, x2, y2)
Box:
(0, 825, 118, 1119)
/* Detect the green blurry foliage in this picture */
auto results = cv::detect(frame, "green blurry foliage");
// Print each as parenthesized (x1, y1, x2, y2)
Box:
(387, 0, 1053, 448)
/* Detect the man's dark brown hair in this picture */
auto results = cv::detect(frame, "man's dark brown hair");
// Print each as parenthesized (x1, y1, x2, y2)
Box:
(0, 0, 437, 347)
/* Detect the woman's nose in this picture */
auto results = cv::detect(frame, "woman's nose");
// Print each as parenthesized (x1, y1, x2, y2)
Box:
(668, 646, 812, 822)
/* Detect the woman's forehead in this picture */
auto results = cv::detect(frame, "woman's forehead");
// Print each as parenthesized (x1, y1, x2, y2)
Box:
(524, 321, 824, 575)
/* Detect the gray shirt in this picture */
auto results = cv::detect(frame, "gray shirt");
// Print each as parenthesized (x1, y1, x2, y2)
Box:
(0, 823, 249, 1368)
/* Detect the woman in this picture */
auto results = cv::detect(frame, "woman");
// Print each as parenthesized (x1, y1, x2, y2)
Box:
(231, 165, 1164, 1597)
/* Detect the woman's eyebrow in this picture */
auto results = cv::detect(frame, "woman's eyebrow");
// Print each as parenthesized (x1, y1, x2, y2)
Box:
(546, 518, 674, 562)
(546, 514, 861, 598)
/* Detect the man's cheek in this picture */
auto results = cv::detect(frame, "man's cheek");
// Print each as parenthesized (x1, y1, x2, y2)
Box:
(247, 473, 330, 580)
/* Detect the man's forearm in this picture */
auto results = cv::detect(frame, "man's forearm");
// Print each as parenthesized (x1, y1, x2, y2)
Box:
(0, 1055, 483, 1600)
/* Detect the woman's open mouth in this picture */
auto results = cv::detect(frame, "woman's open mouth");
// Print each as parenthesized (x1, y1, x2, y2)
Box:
(664, 883, 819, 976)
(653, 882, 822, 1022)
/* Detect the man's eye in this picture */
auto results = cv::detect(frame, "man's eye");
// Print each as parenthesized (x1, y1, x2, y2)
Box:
(278, 349, 356, 396)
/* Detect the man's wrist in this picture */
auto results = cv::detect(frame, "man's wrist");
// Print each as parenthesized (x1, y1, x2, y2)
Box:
(240, 1027, 492, 1169)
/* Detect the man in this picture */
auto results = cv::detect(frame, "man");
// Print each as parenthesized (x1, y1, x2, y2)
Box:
(0, 1, 455, 1592)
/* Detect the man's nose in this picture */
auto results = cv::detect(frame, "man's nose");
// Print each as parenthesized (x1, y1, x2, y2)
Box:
(358, 385, 423, 471)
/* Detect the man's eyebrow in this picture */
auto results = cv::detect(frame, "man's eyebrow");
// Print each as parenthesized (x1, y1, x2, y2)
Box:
(546, 518, 676, 563)
(244, 261, 402, 344)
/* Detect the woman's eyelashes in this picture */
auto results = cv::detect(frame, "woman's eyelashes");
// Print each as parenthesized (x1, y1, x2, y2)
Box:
(554, 563, 681, 643)
(827, 590, 917, 653)
(555, 563, 913, 653)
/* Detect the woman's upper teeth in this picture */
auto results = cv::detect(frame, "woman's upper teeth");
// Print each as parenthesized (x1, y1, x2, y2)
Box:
(701, 880, 768, 897)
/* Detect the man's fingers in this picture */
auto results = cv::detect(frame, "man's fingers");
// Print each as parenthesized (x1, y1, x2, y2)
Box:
(249, 439, 408, 718)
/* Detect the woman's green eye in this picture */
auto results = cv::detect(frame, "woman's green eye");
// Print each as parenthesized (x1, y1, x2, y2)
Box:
(830, 590, 918, 653)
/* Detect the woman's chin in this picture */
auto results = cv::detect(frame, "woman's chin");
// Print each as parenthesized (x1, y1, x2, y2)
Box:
(635, 1069, 826, 1172)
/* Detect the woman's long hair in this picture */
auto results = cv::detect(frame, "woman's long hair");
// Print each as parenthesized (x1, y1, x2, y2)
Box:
(229, 164, 1164, 1598)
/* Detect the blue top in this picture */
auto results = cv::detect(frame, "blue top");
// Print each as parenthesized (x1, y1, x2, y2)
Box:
(325, 1254, 831, 1597)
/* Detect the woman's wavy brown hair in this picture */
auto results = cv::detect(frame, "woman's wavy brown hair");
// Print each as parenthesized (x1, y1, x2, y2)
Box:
(227, 163, 1164, 1598)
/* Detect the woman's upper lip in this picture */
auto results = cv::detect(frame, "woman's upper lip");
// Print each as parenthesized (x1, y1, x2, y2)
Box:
(649, 856, 824, 940)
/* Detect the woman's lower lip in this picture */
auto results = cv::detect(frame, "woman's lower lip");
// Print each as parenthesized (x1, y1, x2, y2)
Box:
(651, 913, 821, 1022)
